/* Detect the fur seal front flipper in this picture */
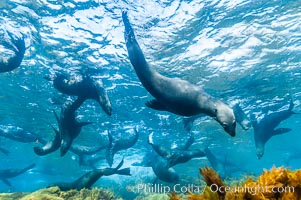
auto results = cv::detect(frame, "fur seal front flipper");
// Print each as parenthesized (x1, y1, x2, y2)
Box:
(122, 11, 236, 136)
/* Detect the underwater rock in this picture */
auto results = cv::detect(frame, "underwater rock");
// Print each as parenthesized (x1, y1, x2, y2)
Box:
(0, 186, 123, 200)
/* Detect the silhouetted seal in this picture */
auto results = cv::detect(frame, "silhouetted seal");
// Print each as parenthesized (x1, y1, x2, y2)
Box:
(0, 125, 46, 144)
(106, 128, 139, 166)
(148, 133, 205, 167)
(251, 99, 296, 159)
(0, 32, 25, 73)
(55, 99, 92, 156)
(0, 164, 35, 187)
(122, 11, 236, 136)
(46, 73, 112, 116)
(53, 159, 130, 191)
(34, 99, 92, 156)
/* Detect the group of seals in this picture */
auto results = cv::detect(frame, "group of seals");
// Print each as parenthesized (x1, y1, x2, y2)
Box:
(0, 32, 25, 73)
(122, 11, 236, 136)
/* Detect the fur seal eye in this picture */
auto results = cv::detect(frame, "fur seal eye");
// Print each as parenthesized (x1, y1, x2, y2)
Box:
(214, 109, 217, 114)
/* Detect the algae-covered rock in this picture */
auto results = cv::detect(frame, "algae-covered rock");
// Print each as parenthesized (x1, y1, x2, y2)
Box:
(0, 186, 122, 200)
(134, 193, 170, 200)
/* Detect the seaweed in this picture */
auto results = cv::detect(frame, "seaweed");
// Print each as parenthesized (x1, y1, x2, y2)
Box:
(171, 166, 301, 200)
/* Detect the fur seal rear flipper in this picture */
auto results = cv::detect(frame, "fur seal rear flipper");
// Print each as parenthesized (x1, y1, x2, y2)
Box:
(251, 99, 296, 159)
(0, 33, 26, 73)
(0, 164, 35, 187)
(122, 11, 236, 136)
(54, 159, 131, 191)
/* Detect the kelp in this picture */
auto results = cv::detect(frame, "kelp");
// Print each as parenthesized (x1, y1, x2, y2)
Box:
(171, 166, 301, 200)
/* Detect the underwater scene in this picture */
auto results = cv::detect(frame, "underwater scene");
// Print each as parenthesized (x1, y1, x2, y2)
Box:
(1, 0, 301, 199)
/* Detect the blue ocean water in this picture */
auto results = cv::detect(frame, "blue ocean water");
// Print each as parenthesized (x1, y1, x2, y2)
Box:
(0, 0, 301, 199)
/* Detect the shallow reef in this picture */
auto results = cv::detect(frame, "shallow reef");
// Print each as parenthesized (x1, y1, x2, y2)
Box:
(0, 186, 122, 200)
(170, 166, 301, 200)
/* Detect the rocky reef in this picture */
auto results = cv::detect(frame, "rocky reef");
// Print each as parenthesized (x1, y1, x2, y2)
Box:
(170, 166, 301, 200)
(0, 186, 122, 200)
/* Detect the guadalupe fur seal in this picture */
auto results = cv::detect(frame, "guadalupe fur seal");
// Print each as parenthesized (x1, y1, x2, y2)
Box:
(0, 164, 35, 187)
(53, 159, 130, 191)
(148, 133, 205, 167)
(45, 73, 112, 116)
(106, 128, 139, 167)
(134, 132, 203, 183)
(0, 33, 25, 73)
(251, 99, 295, 159)
(34, 99, 92, 156)
(122, 11, 236, 136)
(0, 125, 46, 144)
(54, 99, 92, 156)
(132, 151, 179, 183)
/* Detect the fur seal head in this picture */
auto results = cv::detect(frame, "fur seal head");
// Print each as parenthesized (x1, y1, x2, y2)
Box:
(215, 102, 236, 136)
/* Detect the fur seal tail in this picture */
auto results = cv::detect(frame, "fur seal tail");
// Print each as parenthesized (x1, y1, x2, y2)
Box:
(111, 158, 131, 176)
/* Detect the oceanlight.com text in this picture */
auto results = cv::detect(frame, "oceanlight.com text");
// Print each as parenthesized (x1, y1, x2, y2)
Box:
(210, 184, 295, 195)
(128, 183, 295, 195)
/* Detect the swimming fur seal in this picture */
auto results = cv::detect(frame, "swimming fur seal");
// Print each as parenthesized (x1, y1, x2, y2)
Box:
(135, 132, 204, 183)
(0, 164, 35, 187)
(251, 99, 296, 159)
(0, 32, 25, 73)
(53, 159, 130, 191)
(0, 125, 46, 144)
(46, 73, 112, 116)
(148, 133, 205, 167)
(106, 128, 139, 167)
(54, 99, 92, 156)
(122, 11, 236, 136)
(34, 99, 92, 156)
